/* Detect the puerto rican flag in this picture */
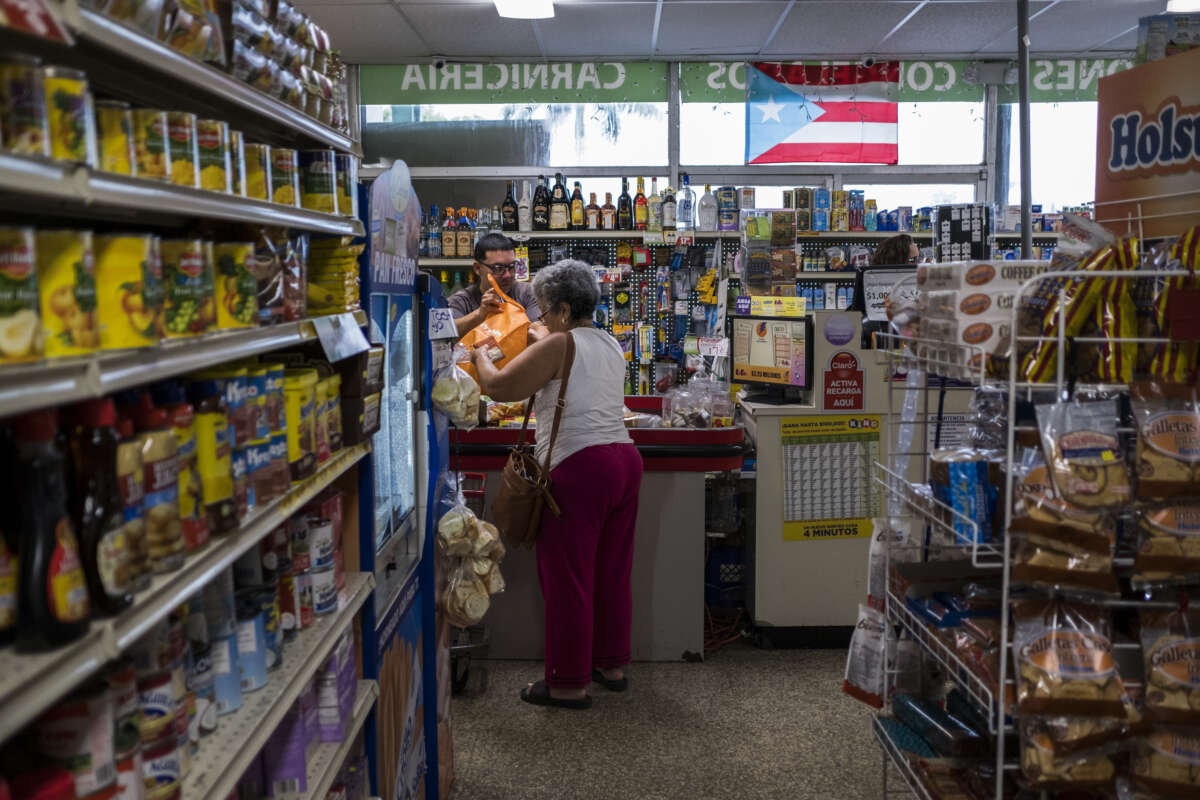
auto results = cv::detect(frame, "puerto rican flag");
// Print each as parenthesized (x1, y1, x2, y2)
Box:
(745, 62, 899, 165)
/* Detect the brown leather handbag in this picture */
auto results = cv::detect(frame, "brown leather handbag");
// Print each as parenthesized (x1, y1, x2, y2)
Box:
(490, 333, 576, 549)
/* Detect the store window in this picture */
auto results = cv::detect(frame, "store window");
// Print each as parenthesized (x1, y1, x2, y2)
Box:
(362, 103, 668, 167)
(1005, 102, 1098, 212)
(842, 183, 977, 210)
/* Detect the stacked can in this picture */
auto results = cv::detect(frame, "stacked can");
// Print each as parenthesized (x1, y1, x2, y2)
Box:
(262, 362, 290, 496)
(33, 681, 117, 799)
(127, 605, 189, 797)
(195, 366, 250, 519)
(201, 567, 241, 716)
(306, 515, 337, 615)
(233, 530, 284, 672)
(235, 588, 269, 693)
(306, 490, 345, 591)
(287, 516, 315, 631)
(108, 657, 142, 800)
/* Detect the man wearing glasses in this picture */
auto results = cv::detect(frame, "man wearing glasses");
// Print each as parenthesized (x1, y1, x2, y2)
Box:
(449, 232, 545, 340)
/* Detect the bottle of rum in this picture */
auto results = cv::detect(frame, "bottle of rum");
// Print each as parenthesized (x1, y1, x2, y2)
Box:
(601, 192, 616, 230)
(492, 205, 503, 233)
(633, 177, 648, 231)
(456, 208, 474, 257)
(570, 181, 585, 230)
(585, 192, 601, 230)
(676, 172, 696, 232)
(617, 178, 633, 231)
(441, 207, 457, 258)
(549, 172, 569, 231)
(427, 205, 441, 257)
(647, 178, 663, 232)
(532, 175, 550, 231)
(661, 186, 677, 230)
(518, 180, 532, 232)
(698, 183, 718, 231)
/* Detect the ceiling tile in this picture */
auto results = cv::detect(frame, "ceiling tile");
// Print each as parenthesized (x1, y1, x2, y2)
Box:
(1023, 0, 1162, 52)
(401, 3, 542, 57)
(879, 1, 1051, 56)
(301, 4, 430, 62)
(762, 1, 922, 57)
(657, 2, 785, 55)
(534, 3, 660, 57)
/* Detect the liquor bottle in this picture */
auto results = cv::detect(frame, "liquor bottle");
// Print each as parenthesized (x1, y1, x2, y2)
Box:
(441, 207, 457, 258)
(617, 178, 633, 231)
(570, 181, 585, 230)
(601, 192, 616, 230)
(549, 172, 570, 231)
(698, 183, 718, 231)
(518, 180, 532, 232)
(633, 177, 648, 231)
(647, 178, 663, 232)
(427, 205, 442, 257)
(418, 212, 428, 258)
(456, 207, 474, 258)
(676, 172, 696, 232)
(450, 270, 465, 295)
(532, 175, 550, 231)
(585, 192, 601, 230)
(492, 205, 502, 233)
(661, 185, 677, 230)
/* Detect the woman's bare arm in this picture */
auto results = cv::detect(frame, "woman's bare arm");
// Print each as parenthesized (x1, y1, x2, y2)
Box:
(473, 332, 568, 401)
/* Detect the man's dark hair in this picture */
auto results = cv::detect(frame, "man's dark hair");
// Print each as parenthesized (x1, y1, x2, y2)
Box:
(474, 233, 514, 263)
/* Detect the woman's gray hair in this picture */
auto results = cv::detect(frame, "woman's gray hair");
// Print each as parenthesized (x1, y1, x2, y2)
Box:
(532, 259, 600, 321)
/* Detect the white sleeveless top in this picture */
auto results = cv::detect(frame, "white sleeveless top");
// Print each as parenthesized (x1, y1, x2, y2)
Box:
(534, 327, 632, 471)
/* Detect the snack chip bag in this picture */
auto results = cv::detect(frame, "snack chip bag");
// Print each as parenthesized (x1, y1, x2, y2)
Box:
(1132, 381, 1200, 500)
(458, 274, 530, 384)
(1139, 603, 1200, 726)
(1014, 597, 1127, 717)
(1036, 398, 1130, 509)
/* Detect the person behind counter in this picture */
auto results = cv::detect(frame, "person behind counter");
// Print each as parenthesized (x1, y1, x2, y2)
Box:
(850, 233, 919, 346)
(469, 259, 640, 710)
(449, 232, 545, 339)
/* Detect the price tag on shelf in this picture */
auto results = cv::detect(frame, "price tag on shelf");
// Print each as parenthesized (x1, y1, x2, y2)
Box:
(427, 307, 457, 340)
(698, 337, 730, 357)
(675, 235, 695, 245)
(643, 232, 665, 245)
(312, 312, 370, 362)
(1, 0, 72, 44)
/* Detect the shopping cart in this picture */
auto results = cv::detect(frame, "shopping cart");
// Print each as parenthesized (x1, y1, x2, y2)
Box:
(450, 472, 491, 695)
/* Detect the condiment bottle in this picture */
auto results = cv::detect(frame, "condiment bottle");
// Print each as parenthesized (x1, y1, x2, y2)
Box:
(132, 396, 185, 574)
(15, 409, 91, 648)
(152, 382, 209, 552)
(73, 397, 134, 614)
(115, 416, 151, 591)
(188, 380, 236, 535)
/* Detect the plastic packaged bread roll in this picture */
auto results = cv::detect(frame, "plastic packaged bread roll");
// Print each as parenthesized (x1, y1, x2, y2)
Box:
(1009, 447, 1116, 555)
(436, 506, 477, 557)
(1130, 729, 1200, 798)
(1139, 604, 1200, 726)
(1131, 382, 1200, 500)
(1035, 398, 1130, 508)
(1131, 504, 1200, 588)
(442, 560, 489, 627)
(1019, 717, 1116, 791)
(1012, 539, 1119, 597)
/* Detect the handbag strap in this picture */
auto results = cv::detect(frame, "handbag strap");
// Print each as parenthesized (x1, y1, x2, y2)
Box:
(539, 331, 576, 474)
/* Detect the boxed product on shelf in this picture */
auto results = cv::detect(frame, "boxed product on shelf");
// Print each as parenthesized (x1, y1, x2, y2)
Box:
(341, 391, 381, 445)
(161, 0, 227, 66)
(316, 631, 357, 742)
(262, 682, 320, 796)
(1136, 13, 1200, 63)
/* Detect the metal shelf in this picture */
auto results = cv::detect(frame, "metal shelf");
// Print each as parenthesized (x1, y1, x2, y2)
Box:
(0, 443, 370, 742)
(0, 310, 365, 420)
(422, 258, 474, 267)
(874, 716, 935, 800)
(798, 271, 859, 279)
(183, 571, 375, 799)
(297, 680, 379, 800)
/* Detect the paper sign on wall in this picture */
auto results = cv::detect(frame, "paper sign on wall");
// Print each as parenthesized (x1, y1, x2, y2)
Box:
(428, 307, 457, 340)
(780, 415, 882, 541)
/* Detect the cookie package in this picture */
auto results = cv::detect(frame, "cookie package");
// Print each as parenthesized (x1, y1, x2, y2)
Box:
(1019, 717, 1116, 791)
(1036, 398, 1130, 509)
(1131, 381, 1200, 500)
(1130, 729, 1200, 798)
(1139, 604, 1200, 726)
(1009, 446, 1116, 555)
(1131, 504, 1200, 589)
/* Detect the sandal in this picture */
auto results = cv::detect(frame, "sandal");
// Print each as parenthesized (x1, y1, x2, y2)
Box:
(592, 668, 629, 692)
(520, 680, 592, 710)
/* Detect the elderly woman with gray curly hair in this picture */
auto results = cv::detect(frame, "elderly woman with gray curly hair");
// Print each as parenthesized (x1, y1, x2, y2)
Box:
(470, 259, 641, 710)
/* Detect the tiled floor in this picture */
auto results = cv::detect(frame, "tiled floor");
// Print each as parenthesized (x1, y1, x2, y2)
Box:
(446, 646, 883, 800)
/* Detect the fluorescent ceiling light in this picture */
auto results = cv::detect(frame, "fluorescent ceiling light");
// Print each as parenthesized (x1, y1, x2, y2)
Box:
(1167, 0, 1200, 11)
(494, 0, 554, 19)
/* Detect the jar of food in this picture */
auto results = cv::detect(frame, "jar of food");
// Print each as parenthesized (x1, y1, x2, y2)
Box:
(187, 380, 235, 536)
(282, 369, 317, 482)
(150, 383, 207, 552)
(212, 242, 257, 330)
(42, 66, 91, 164)
(195, 119, 230, 193)
(132, 400, 184, 574)
(35, 681, 116, 798)
(0, 225, 43, 364)
(243, 143, 271, 201)
(132, 109, 168, 181)
(298, 150, 337, 213)
(228, 129, 246, 196)
(159, 239, 215, 338)
(115, 417, 151, 590)
(36, 229, 99, 357)
(95, 100, 135, 176)
(270, 147, 299, 207)
(165, 111, 198, 188)
(0, 55, 50, 157)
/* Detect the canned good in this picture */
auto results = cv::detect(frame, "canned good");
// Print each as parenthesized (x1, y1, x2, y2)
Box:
(278, 572, 298, 639)
(141, 737, 181, 800)
(95, 100, 135, 175)
(108, 659, 140, 724)
(260, 586, 282, 670)
(307, 517, 335, 570)
(243, 142, 271, 201)
(0, 55, 49, 156)
(212, 242, 257, 329)
(195, 119, 230, 193)
(94, 234, 164, 350)
(0, 226, 43, 364)
(311, 566, 337, 615)
(159, 239, 215, 337)
(136, 672, 175, 744)
(35, 682, 116, 797)
(130, 614, 186, 679)
(43, 66, 91, 163)
(270, 147, 299, 206)
(133, 109, 169, 181)
(229, 129, 246, 196)
(283, 368, 317, 482)
(298, 149, 337, 213)
(296, 569, 314, 629)
(209, 633, 242, 715)
(323, 374, 342, 453)
(36, 229, 98, 357)
(201, 567, 236, 640)
(235, 588, 268, 692)
(186, 638, 215, 741)
(113, 728, 143, 800)
(166, 111, 198, 188)
(289, 515, 310, 571)
(334, 154, 357, 217)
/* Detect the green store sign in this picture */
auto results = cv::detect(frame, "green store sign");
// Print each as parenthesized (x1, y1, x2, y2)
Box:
(362, 58, 1133, 107)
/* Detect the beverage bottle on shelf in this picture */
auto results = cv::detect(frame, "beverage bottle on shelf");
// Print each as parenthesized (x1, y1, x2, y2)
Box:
(676, 172, 696, 232)
(532, 176, 550, 230)
(428, 205, 442, 257)
(491, 205, 502, 233)
(15, 409, 91, 648)
(518, 180, 533, 232)
(502, 181, 518, 231)
(647, 178, 663, 232)
(601, 192, 617, 230)
(633, 177, 648, 231)
(698, 184, 718, 231)
(439, 270, 451, 291)
(617, 178, 634, 230)
(441, 207, 458, 258)
(585, 192, 601, 230)
(570, 181, 585, 230)
(457, 208, 475, 257)
(549, 172, 570, 231)
(662, 184, 677, 230)
(450, 271, 466, 294)
(418, 212, 428, 258)
(71, 397, 134, 615)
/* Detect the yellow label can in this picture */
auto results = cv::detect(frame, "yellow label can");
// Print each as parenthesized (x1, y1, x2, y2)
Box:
(0, 226, 43, 364)
(133, 109, 169, 181)
(43, 67, 90, 163)
(229, 129, 246, 196)
(299, 150, 337, 214)
(270, 147, 299, 207)
(94, 234, 164, 350)
(283, 368, 317, 482)
(166, 111, 199, 188)
(243, 143, 271, 201)
(0, 56, 50, 157)
(196, 119, 230, 193)
(212, 242, 258, 329)
(160, 239, 215, 337)
(95, 100, 135, 176)
(36, 229, 98, 357)
(334, 154, 356, 217)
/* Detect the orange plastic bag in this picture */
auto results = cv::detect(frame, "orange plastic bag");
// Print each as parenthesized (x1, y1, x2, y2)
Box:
(459, 274, 530, 383)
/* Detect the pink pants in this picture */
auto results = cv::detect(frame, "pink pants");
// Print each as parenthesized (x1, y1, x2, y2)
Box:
(537, 442, 643, 689)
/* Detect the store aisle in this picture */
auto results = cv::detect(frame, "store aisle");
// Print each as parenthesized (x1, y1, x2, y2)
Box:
(448, 647, 880, 800)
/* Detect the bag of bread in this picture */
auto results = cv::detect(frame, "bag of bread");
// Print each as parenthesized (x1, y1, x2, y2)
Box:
(1012, 540, 1119, 597)
(842, 604, 887, 709)
(1130, 729, 1200, 798)
(1131, 382, 1200, 500)
(1036, 398, 1130, 508)
(1019, 717, 1117, 791)
(1010, 447, 1116, 555)
(1144, 227, 1200, 384)
(436, 503, 479, 557)
(1014, 597, 1127, 717)
(1020, 688, 1143, 766)
(1132, 504, 1200, 589)
(442, 557, 490, 627)
(430, 346, 481, 430)
(1139, 604, 1200, 726)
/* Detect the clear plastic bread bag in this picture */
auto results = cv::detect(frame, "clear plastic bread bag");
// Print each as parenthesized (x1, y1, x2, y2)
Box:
(430, 345, 481, 430)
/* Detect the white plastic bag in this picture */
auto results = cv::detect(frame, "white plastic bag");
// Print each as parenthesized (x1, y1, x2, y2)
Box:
(431, 345, 481, 429)
(843, 604, 887, 709)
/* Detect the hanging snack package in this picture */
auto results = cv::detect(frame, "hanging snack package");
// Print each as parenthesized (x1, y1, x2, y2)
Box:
(430, 347, 480, 430)
(442, 557, 489, 628)
(865, 518, 915, 612)
(842, 604, 887, 709)
(1144, 227, 1200, 383)
(1014, 597, 1127, 717)
(1131, 729, 1200, 798)
(1012, 539, 1119, 596)
(1139, 604, 1200, 726)
(1132, 504, 1200, 589)
(1131, 382, 1200, 500)
(1091, 254, 1138, 384)
(1009, 447, 1116, 555)
(1036, 398, 1130, 509)
(436, 504, 477, 557)
(1019, 717, 1117, 792)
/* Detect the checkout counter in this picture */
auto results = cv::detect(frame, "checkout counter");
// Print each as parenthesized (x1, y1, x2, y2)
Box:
(450, 398, 745, 662)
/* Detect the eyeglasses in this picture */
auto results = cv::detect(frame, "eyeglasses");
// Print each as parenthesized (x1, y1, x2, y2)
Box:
(478, 261, 516, 275)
